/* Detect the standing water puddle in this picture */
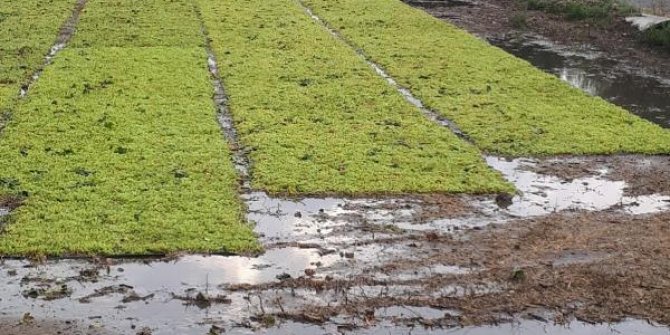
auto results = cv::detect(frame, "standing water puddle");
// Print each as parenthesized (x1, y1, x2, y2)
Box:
(490, 36, 670, 127)
(487, 156, 670, 216)
(226, 319, 670, 335)
(3, 164, 667, 334)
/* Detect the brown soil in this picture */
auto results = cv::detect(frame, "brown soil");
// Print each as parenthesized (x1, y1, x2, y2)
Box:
(528, 155, 670, 196)
(406, 0, 670, 78)
(416, 194, 479, 220)
(0, 195, 24, 211)
(237, 210, 670, 326)
(341, 194, 478, 221)
(436, 211, 670, 324)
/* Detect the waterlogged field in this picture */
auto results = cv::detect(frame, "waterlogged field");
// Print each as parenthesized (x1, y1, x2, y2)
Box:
(0, 0, 257, 255)
(2, 2, 670, 333)
(197, 0, 510, 194)
(303, 0, 670, 155)
(0, 0, 77, 110)
(0, 0, 667, 256)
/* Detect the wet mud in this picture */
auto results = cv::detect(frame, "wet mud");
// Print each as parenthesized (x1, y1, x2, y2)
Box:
(526, 155, 670, 196)
(1, 155, 669, 334)
(0, 317, 116, 335)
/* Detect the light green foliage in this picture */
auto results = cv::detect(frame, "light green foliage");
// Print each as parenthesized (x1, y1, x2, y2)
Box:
(0, 87, 15, 110)
(303, 0, 670, 155)
(70, 0, 203, 47)
(0, 0, 76, 107)
(196, 0, 512, 195)
(0, 0, 258, 255)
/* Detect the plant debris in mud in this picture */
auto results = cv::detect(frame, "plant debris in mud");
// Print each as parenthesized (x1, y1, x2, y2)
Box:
(173, 291, 232, 309)
(527, 155, 670, 196)
(22, 283, 72, 301)
(231, 211, 670, 327)
(0, 0, 78, 108)
(196, 0, 512, 194)
(0, 0, 258, 256)
(429, 211, 670, 325)
(303, 0, 670, 156)
(77, 284, 153, 304)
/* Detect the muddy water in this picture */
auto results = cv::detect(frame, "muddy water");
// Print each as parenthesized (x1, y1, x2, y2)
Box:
(1, 156, 668, 334)
(231, 319, 670, 335)
(487, 156, 670, 216)
(490, 36, 670, 128)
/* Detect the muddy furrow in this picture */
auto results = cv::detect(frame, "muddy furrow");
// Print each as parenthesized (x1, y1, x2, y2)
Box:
(192, 1, 253, 189)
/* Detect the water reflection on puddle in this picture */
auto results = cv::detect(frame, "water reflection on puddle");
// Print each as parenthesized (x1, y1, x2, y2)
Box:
(491, 37, 670, 127)
(229, 318, 670, 335)
(487, 156, 670, 216)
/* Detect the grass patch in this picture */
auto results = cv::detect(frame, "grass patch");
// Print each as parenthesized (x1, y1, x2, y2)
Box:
(0, 86, 15, 111)
(641, 22, 670, 50)
(523, 0, 638, 21)
(196, 0, 512, 195)
(0, 0, 77, 107)
(0, 47, 258, 256)
(0, 0, 259, 256)
(302, 0, 670, 156)
(69, 0, 203, 48)
(510, 12, 529, 29)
